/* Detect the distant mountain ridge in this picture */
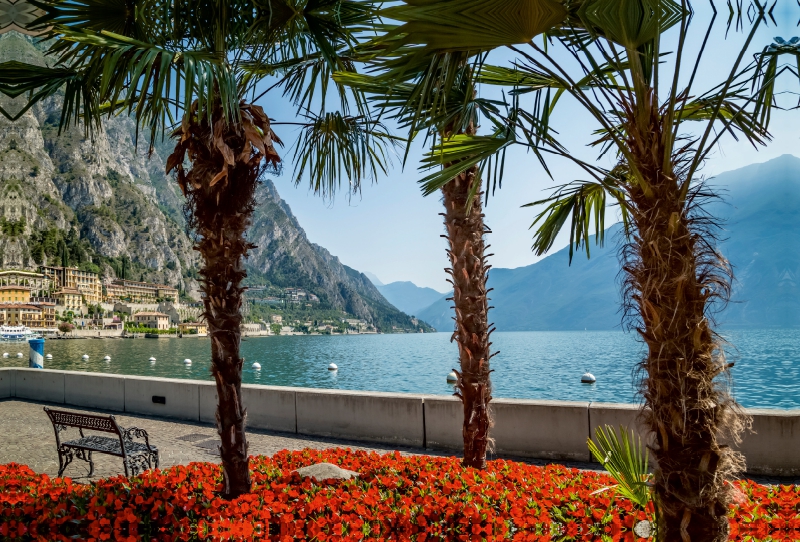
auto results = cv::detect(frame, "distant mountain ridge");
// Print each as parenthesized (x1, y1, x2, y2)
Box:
(418, 154, 800, 331)
(372, 280, 446, 317)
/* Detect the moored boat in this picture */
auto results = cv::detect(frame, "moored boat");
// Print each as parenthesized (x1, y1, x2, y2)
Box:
(0, 325, 41, 341)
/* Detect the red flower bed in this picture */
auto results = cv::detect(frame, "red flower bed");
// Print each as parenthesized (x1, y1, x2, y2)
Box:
(0, 448, 798, 541)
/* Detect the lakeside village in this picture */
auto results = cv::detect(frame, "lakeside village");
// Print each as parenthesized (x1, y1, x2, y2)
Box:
(0, 267, 379, 338)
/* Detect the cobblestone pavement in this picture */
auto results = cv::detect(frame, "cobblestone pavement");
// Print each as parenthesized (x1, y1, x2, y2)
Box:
(2, 399, 797, 486)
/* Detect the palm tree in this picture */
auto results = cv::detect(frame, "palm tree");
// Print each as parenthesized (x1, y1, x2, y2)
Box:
(339, 49, 509, 468)
(377, 1, 782, 539)
(472, 7, 771, 542)
(0, 0, 389, 498)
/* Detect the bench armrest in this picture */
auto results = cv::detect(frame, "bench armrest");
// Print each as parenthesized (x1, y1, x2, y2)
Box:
(121, 426, 156, 452)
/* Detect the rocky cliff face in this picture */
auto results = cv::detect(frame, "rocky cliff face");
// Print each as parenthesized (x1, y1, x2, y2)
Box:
(0, 32, 426, 330)
(0, 32, 197, 291)
(246, 181, 410, 324)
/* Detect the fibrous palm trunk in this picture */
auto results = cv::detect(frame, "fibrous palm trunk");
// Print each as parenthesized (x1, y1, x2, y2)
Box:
(621, 99, 742, 541)
(168, 100, 280, 498)
(442, 163, 494, 469)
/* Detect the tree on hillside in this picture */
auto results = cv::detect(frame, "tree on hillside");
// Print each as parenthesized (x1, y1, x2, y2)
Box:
(0, 0, 390, 498)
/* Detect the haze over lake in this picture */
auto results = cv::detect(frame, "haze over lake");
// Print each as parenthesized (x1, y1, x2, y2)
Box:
(4, 329, 798, 409)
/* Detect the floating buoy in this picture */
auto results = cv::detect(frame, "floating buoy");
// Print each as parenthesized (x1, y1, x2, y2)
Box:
(2, 353, 8, 358)
(252, 362, 261, 370)
(328, 363, 338, 371)
(183, 358, 192, 365)
(81, 354, 89, 360)
(149, 357, 157, 362)
(581, 372, 596, 384)
(446, 371, 458, 383)
(17, 352, 23, 358)
(45, 354, 53, 360)
(103, 356, 111, 361)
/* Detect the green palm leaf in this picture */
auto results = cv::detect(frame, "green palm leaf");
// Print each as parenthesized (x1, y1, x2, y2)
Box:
(381, 0, 567, 52)
(587, 425, 652, 508)
(293, 112, 399, 198)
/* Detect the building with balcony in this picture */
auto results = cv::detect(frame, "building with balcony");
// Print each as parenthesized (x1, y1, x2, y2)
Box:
(0, 302, 54, 328)
(105, 279, 179, 303)
(54, 288, 83, 311)
(40, 266, 102, 305)
(0, 270, 51, 297)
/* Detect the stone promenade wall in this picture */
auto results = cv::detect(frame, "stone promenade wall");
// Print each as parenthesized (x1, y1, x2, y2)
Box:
(2, 368, 798, 475)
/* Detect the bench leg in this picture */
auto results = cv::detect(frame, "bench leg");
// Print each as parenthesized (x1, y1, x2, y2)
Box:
(57, 448, 73, 477)
(87, 451, 94, 477)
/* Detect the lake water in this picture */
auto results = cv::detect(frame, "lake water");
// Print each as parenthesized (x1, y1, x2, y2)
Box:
(1, 329, 798, 409)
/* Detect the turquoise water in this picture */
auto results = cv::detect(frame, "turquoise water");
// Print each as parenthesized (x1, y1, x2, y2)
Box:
(1, 330, 798, 409)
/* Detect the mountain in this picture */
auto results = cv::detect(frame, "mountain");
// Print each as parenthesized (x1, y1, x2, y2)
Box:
(0, 32, 428, 332)
(375, 281, 448, 317)
(244, 183, 433, 330)
(418, 154, 800, 331)
(363, 272, 384, 287)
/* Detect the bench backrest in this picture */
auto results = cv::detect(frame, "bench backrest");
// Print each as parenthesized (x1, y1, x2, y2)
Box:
(44, 407, 121, 435)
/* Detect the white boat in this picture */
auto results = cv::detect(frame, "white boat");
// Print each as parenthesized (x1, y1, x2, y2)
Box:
(0, 325, 40, 341)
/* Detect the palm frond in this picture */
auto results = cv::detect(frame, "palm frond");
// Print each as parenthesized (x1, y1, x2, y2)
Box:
(526, 172, 629, 262)
(292, 112, 399, 198)
(417, 134, 514, 196)
(380, 0, 567, 52)
(587, 425, 651, 508)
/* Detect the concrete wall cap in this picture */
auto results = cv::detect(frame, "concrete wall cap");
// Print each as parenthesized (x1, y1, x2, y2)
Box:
(492, 398, 591, 408)
(121, 374, 212, 386)
(745, 408, 800, 417)
(294, 388, 426, 399)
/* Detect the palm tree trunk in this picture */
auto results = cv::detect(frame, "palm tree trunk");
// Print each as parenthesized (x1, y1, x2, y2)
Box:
(628, 184, 739, 542)
(442, 164, 494, 469)
(168, 101, 280, 499)
(194, 157, 257, 498)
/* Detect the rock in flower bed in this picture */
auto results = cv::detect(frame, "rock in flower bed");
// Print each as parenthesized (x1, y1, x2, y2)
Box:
(0, 448, 798, 541)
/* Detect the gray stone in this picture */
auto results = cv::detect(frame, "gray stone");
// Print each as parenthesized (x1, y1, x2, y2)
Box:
(294, 462, 359, 481)
(634, 520, 652, 538)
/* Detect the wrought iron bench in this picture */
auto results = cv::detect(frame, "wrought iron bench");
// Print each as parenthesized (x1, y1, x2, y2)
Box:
(44, 407, 159, 477)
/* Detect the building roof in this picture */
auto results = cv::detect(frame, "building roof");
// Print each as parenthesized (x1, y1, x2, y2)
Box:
(0, 304, 41, 310)
(55, 288, 82, 295)
(0, 270, 46, 277)
(134, 311, 170, 317)
(0, 285, 31, 291)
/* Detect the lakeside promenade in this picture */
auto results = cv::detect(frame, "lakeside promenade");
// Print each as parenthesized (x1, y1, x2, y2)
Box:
(4, 399, 798, 487)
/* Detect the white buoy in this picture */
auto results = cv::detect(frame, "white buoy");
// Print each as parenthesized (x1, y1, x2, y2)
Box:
(81, 354, 89, 360)
(183, 358, 192, 365)
(149, 357, 157, 362)
(103, 356, 111, 361)
(2, 353, 8, 358)
(581, 372, 596, 384)
(446, 371, 458, 383)
(328, 363, 338, 371)
(17, 352, 23, 358)
(252, 362, 261, 370)
(46, 354, 53, 360)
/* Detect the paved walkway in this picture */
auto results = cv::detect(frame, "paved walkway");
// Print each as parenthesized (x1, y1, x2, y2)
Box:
(2, 399, 797, 486)
(2, 399, 453, 482)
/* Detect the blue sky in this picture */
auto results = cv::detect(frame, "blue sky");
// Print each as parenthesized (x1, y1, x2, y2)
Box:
(260, 3, 800, 292)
